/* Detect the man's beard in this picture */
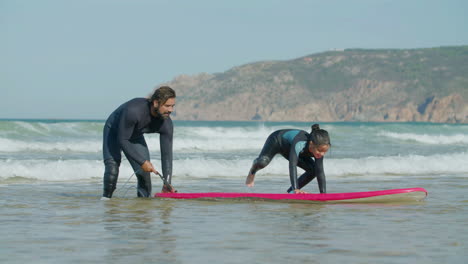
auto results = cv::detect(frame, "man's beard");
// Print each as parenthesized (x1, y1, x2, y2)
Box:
(155, 108, 171, 119)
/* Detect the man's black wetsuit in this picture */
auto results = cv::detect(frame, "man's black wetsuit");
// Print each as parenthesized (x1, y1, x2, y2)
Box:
(102, 98, 173, 198)
(250, 129, 326, 193)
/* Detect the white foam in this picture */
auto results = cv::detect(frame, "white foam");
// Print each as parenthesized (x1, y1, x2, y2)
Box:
(1, 121, 467, 184)
(0, 159, 130, 182)
(0, 138, 101, 153)
(0, 124, 276, 153)
(1, 152, 466, 182)
(379, 131, 468, 145)
(326, 152, 468, 178)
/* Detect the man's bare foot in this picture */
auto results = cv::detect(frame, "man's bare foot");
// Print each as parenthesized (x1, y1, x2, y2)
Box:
(162, 184, 177, 193)
(245, 172, 255, 187)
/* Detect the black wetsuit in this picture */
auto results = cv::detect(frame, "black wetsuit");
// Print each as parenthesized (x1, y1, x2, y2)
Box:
(102, 98, 173, 198)
(250, 129, 326, 193)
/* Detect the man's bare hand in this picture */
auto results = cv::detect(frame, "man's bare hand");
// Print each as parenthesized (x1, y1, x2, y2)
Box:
(141, 160, 158, 174)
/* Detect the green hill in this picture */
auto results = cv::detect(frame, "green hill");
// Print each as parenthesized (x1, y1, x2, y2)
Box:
(163, 46, 468, 123)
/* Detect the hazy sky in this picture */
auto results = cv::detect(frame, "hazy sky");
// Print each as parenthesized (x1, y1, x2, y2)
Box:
(2, 0, 467, 119)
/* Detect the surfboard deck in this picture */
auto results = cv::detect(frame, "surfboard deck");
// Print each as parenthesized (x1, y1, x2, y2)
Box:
(155, 187, 427, 203)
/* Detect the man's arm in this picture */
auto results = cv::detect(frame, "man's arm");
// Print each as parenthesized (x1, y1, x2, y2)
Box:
(117, 107, 146, 165)
(159, 119, 174, 183)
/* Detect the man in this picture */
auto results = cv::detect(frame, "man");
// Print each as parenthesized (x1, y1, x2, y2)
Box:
(101, 86, 176, 199)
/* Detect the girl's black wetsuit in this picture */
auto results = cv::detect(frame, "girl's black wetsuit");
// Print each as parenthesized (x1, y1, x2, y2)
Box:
(102, 98, 173, 198)
(250, 129, 326, 193)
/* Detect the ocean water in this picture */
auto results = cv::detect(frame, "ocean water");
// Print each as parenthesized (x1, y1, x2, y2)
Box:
(1, 119, 467, 263)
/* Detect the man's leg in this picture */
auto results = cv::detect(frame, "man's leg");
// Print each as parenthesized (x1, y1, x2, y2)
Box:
(124, 137, 152, 197)
(102, 125, 121, 199)
(103, 159, 120, 198)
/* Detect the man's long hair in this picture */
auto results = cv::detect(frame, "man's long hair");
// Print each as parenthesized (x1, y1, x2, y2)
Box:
(149, 86, 176, 105)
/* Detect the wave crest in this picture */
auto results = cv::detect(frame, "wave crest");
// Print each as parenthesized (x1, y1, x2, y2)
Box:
(379, 131, 468, 145)
(1, 152, 466, 183)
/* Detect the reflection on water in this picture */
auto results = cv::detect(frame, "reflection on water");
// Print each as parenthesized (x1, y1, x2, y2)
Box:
(0, 179, 467, 264)
(101, 198, 177, 263)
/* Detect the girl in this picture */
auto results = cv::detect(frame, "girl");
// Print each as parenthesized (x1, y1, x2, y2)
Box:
(246, 124, 330, 194)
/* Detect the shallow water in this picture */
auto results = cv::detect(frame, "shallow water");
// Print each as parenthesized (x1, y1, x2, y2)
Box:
(1, 175, 467, 264)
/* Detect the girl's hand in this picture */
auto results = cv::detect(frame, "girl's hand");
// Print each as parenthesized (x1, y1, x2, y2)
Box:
(294, 189, 307, 194)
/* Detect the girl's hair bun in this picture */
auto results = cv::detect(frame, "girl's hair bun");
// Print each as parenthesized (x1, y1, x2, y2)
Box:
(311, 124, 320, 131)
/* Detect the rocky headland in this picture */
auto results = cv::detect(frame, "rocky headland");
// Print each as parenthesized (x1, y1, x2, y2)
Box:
(160, 46, 468, 123)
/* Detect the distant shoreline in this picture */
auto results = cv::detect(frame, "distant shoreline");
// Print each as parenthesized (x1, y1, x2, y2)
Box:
(0, 118, 466, 125)
(0, 118, 105, 123)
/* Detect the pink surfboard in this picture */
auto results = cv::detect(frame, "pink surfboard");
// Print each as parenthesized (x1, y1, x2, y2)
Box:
(155, 187, 427, 203)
